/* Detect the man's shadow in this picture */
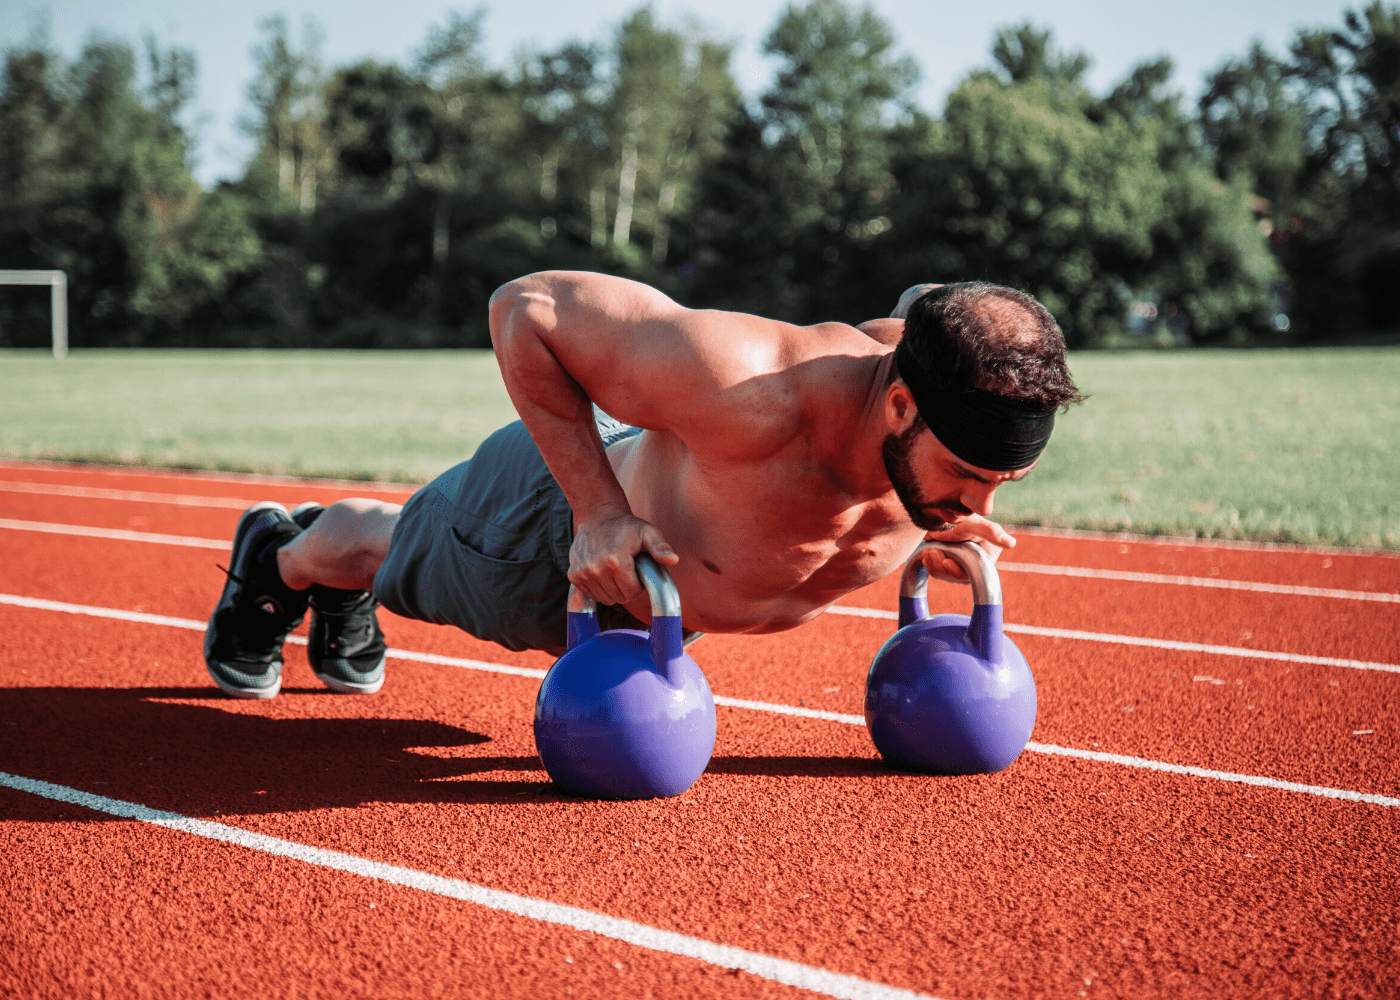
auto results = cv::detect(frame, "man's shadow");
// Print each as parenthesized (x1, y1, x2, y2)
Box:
(0, 686, 558, 818)
(0, 687, 900, 822)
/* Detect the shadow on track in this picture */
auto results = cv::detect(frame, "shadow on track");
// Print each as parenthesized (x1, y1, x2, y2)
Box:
(0, 686, 567, 816)
(0, 688, 909, 820)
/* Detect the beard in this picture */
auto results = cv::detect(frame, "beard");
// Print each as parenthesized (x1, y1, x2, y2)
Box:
(882, 422, 973, 532)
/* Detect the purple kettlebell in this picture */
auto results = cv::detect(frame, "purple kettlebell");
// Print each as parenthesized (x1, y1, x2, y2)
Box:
(864, 540, 1036, 774)
(534, 555, 716, 800)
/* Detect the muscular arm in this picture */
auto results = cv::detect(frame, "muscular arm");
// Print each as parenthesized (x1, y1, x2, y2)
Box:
(488, 271, 790, 605)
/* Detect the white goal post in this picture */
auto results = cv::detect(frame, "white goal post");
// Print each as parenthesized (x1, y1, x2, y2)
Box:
(0, 269, 68, 358)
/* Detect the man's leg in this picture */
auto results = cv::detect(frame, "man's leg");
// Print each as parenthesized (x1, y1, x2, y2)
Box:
(278, 498, 402, 591)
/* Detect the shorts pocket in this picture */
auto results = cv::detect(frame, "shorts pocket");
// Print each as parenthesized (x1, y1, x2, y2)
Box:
(446, 526, 569, 652)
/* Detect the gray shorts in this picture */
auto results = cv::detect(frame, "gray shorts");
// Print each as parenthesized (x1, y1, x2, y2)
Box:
(373, 412, 643, 655)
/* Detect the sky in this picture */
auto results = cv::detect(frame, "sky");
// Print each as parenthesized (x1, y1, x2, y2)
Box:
(1, 0, 1352, 188)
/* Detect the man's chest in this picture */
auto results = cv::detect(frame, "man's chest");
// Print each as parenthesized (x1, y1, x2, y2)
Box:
(665, 457, 918, 596)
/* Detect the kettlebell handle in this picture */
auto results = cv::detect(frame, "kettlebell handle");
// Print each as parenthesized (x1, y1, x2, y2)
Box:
(565, 554, 687, 683)
(899, 540, 1002, 607)
(566, 553, 682, 621)
(897, 540, 1005, 663)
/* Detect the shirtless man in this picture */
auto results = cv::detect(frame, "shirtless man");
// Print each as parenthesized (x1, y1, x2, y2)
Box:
(202, 275, 1082, 698)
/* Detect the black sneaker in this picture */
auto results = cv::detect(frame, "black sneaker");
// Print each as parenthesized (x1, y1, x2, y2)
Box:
(291, 503, 387, 695)
(204, 502, 310, 699)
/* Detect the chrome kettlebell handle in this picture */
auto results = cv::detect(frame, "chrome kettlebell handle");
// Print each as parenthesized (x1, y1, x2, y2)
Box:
(565, 554, 688, 681)
(897, 540, 1006, 662)
(566, 553, 682, 620)
(900, 540, 1003, 607)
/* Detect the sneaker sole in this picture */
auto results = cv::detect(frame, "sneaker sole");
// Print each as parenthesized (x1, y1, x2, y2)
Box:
(313, 662, 386, 695)
(204, 501, 291, 700)
(207, 667, 283, 700)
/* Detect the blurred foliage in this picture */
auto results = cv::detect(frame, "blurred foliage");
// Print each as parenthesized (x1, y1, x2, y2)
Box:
(2, 1, 1398, 348)
(0, 36, 260, 344)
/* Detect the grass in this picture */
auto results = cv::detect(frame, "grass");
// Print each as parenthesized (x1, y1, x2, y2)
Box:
(2, 347, 1397, 550)
(0, 350, 516, 484)
(996, 348, 1400, 550)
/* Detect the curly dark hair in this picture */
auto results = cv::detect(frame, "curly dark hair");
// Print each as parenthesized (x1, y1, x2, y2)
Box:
(900, 283, 1085, 411)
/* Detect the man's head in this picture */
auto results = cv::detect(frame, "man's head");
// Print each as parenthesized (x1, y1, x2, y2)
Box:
(883, 282, 1084, 530)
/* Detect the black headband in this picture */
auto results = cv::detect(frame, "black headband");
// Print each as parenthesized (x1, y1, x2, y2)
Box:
(894, 339, 1055, 471)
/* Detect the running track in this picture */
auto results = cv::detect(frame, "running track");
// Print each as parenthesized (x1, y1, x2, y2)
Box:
(1, 460, 1396, 999)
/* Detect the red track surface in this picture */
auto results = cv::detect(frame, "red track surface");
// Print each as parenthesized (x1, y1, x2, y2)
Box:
(2, 461, 1397, 999)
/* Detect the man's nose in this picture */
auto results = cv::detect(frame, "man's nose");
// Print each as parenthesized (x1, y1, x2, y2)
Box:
(961, 485, 996, 517)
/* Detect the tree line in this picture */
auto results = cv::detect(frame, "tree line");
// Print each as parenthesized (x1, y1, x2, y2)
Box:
(1, 0, 1397, 349)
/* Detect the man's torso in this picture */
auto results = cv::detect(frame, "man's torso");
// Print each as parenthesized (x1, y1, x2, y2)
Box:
(604, 323, 925, 634)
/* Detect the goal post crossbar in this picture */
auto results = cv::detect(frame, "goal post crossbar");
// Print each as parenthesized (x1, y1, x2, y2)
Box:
(0, 269, 67, 358)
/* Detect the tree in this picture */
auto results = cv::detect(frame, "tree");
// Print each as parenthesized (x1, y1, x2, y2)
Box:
(690, 0, 915, 321)
(1288, 3, 1400, 329)
(882, 25, 1279, 345)
(0, 36, 260, 346)
(242, 16, 326, 212)
(603, 9, 737, 264)
(1200, 43, 1310, 208)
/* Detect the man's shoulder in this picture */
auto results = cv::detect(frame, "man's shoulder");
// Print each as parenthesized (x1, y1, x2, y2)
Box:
(677, 319, 883, 460)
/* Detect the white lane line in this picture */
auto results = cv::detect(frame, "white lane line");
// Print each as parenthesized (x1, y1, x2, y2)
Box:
(1011, 525, 1400, 559)
(0, 459, 419, 493)
(3, 593, 1396, 808)
(1022, 744, 1400, 807)
(0, 480, 256, 509)
(0, 593, 553, 678)
(0, 518, 227, 549)
(998, 561, 1400, 604)
(824, 606, 1400, 674)
(0, 772, 935, 1000)
(712, 695, 864, 725)
(7, 517, 1398, 605)
(1002, 622, 1400, 674)
(10, 587, 1398, 677)
(0, 593, 210, 630)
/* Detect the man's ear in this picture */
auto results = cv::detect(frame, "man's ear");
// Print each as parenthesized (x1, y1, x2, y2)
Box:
(885, 381, 920, 433)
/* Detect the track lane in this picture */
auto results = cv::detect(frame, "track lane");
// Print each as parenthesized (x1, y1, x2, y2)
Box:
(0, 787, 829, 1000)
(997, 532, 1400, 592)
(3, 526, 1398, 794)
(5, 521, 1398, 672)
(0, 460, 418, 501)
(8, 470, 1400, 665)
(5, 460, 1397, 592)
(2, 607, 1397, 999)
(5, 463, 1400, 998)
(10, 591, 1400, 801)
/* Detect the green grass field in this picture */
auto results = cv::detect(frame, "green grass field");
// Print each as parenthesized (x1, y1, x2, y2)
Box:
(997, 349, 1398, 550)
(2, 347, 1396, 550)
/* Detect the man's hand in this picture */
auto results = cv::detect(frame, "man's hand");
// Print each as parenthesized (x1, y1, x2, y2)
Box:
(918, 514, 1015, 584)
(569, 511, 680, 607)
